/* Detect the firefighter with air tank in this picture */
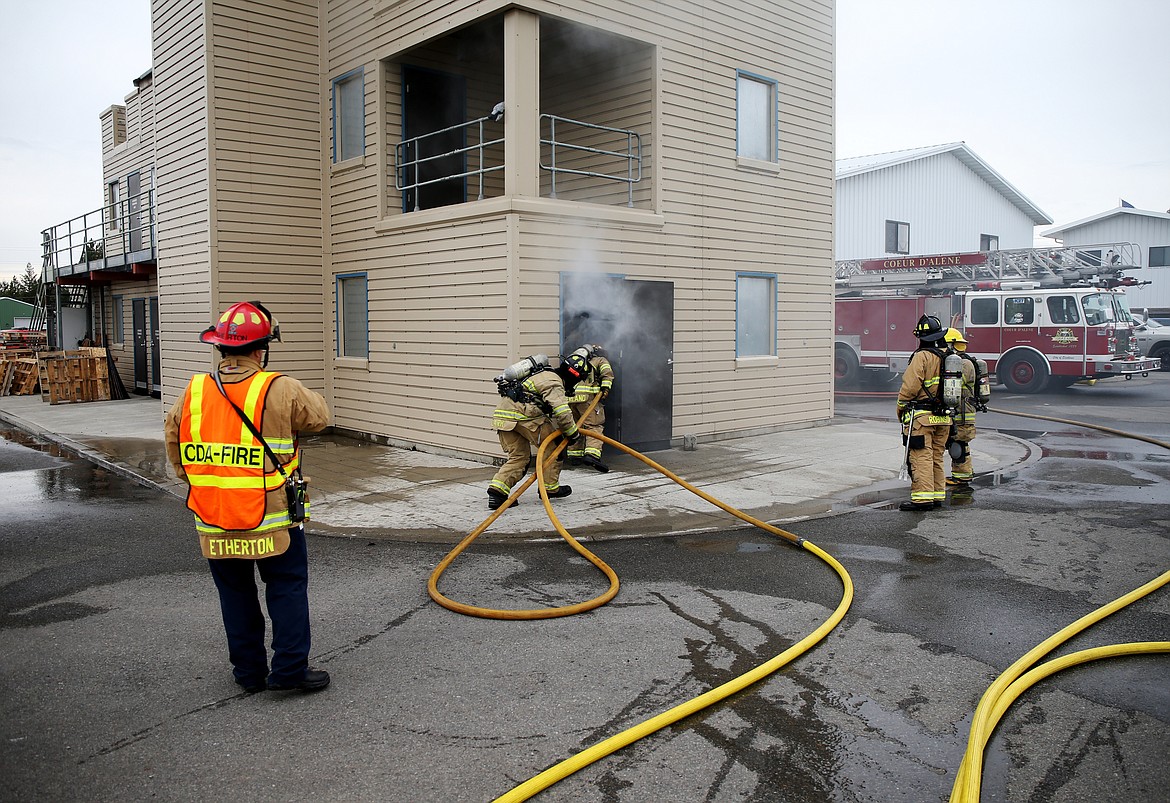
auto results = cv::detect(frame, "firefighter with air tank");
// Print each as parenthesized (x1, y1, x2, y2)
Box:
(566, 344, 614, 473)
(896, 315, 961, 511)
(487, 352, 588, 510)
(942, 328, 991, 488)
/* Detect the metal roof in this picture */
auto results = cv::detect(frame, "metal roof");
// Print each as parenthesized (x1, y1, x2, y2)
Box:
(1041, 206, 1170, 238)
(836, 142, 1053, 225)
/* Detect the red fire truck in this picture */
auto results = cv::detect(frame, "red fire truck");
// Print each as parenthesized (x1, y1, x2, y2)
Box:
(834, 242, 1161, 393)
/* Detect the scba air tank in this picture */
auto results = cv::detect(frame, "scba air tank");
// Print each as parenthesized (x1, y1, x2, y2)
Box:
(974, 358, 992, 404)
(500, 354, 549, 382)
(941, 352, 964, 409)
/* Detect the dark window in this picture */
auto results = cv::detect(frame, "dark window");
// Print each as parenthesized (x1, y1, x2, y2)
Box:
(1046, 295, 1080, 324)
(970, 297, 999, 325)
(1150, 246, 1170, 267)
(885, 220, 909, 254)
(1004, 297, 1034, 325)
(980, 234, 999, 251)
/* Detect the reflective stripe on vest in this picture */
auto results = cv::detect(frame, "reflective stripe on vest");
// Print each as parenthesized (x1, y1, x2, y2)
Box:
(179, 372, 298, 533)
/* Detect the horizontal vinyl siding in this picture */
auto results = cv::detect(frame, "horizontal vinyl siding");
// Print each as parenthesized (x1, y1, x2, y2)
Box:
(314, 0, 834, 456)
(153, 0, 215, 406)
(329, 218, 512, 448)
(101, 277, 160, 393)
(209, 0, 324, 389)
(835, 153, 1037, 260)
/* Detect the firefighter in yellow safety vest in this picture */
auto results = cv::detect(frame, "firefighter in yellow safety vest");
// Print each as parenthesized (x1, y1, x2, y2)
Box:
(566, 345, 614, 473)
(895, 315, 952, 511)
(164, 301, 331, 694)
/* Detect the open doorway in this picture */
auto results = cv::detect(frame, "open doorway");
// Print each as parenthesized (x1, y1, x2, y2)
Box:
(561, 274, 674, 451)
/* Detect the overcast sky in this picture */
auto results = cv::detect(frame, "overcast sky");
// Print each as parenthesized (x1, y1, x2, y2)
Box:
(1, 0, 1167, 282)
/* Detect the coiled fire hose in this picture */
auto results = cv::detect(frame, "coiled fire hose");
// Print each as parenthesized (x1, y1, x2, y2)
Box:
(428, 395, 855, 801)
(838, 389, 1170, 801)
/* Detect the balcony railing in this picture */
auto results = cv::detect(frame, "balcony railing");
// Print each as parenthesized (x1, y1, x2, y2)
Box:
(41, 189, 156, 281)
(393, 114, 642, 212)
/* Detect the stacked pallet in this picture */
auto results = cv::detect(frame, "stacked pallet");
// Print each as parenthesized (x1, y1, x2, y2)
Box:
(38, 350, 112, 405)
(0, 357, 40, 396)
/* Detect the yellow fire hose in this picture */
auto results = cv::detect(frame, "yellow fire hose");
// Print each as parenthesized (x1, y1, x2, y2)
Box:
(838, 391, 1170, 801)
(950, 570, 1170, 803)
(428, 396, 854, 801)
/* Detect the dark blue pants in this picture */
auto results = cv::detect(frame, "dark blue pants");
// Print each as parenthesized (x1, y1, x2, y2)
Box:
(207, 525, 311, 687)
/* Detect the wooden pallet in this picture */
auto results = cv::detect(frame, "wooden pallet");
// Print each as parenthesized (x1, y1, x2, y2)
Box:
(0, 358, 41, 396)
(38, 350, 111, 405)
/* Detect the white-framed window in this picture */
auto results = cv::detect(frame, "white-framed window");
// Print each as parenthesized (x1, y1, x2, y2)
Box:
(886, 220, 910, 254)
(735, 272, 777, 357)
(736, 70, 777, 162)
(332, 68, 365, 163)
(337, 273, 369, 357)
(113, 295, 124, 343)
(980, 234, 999, 251)
(1150, 246, 1169, 267)
(108, 181, 120, 231)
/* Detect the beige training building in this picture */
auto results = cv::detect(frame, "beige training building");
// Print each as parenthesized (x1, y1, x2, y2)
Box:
(41, 0, 835, 461)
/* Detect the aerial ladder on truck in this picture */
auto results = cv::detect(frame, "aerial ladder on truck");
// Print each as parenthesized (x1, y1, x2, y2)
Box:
(832, 242, 1158, 391)
(835, 242, 1145, 295)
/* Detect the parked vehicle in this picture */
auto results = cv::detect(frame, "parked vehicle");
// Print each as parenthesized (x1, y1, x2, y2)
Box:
(1131, 315, 1170, 370)
(835, 243, 1161, 392)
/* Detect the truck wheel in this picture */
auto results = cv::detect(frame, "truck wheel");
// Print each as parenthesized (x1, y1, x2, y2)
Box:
(834, 345, 861, 388)
(1000, 352, 1049, 393)
(1150, 343, 1170, 371)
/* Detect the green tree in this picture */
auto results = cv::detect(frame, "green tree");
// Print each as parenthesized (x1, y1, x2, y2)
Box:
(0, 263, 39, 305)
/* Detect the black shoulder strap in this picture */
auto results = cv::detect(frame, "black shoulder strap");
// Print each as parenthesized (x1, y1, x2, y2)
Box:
(212, 372, 291, 481)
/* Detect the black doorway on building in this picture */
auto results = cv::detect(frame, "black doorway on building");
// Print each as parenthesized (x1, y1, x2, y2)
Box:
(561, 274, 674, 452)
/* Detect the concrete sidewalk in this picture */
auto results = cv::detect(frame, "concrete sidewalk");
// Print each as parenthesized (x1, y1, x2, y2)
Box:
(0, 393, 1033, 542)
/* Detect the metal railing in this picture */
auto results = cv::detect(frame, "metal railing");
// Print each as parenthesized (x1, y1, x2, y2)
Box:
(540, 114, 642, 207)
(40, 188, 156, 280)
(393, 113, 643, 211)
(394, 116, 505, 212)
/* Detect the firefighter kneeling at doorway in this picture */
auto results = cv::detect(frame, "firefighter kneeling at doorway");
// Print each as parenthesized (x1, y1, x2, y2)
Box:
(896, 315, 955, 511)
(488, 352, 586, 510)
(567, 344, 614, 473)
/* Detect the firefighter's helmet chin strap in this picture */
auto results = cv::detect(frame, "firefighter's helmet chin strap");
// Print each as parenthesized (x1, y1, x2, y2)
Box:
(260, 344, 271, 370)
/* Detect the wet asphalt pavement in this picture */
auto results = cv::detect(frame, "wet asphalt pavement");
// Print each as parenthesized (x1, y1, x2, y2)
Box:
(1, 377, 1168, 802)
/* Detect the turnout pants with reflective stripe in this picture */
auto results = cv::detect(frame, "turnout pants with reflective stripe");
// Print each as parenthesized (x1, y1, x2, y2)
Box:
(491, 424, 564, 496)
(568, 400, 605, 459)
(905, 416, 950, 503)
(207, 525, 311, 688)
(949, 413, 976, 481)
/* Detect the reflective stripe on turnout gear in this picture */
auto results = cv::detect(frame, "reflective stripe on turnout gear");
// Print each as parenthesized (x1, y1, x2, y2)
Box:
(179, 371, 301, 533)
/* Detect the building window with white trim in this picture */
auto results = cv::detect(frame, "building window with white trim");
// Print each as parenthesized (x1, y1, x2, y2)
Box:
(113, 295, 124, 344)
(736, 71, 777, 162)
(980, 234, 999, 251)
(337, 273, 369, 358)
(332, 69, 365, 163)
(885, 220, 910, 254)
(1150, 246, 1169, 267)
(736, 272, 777, 357)
(108, 181, 120, 231)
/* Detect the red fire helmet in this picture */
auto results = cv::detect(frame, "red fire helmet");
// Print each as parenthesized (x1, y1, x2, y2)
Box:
(199, 301, 281, 348)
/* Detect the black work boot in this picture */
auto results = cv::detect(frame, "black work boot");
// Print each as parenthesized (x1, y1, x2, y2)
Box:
(487, 488, 515, 510)
(580, 454, 609, 473)
(898, 500, 934, 512)
(547, 485, 572, 499)
(268, 668, 330, 693)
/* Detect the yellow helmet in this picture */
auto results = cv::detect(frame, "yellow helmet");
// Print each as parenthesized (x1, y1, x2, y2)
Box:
(944, 328, 968, 351)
